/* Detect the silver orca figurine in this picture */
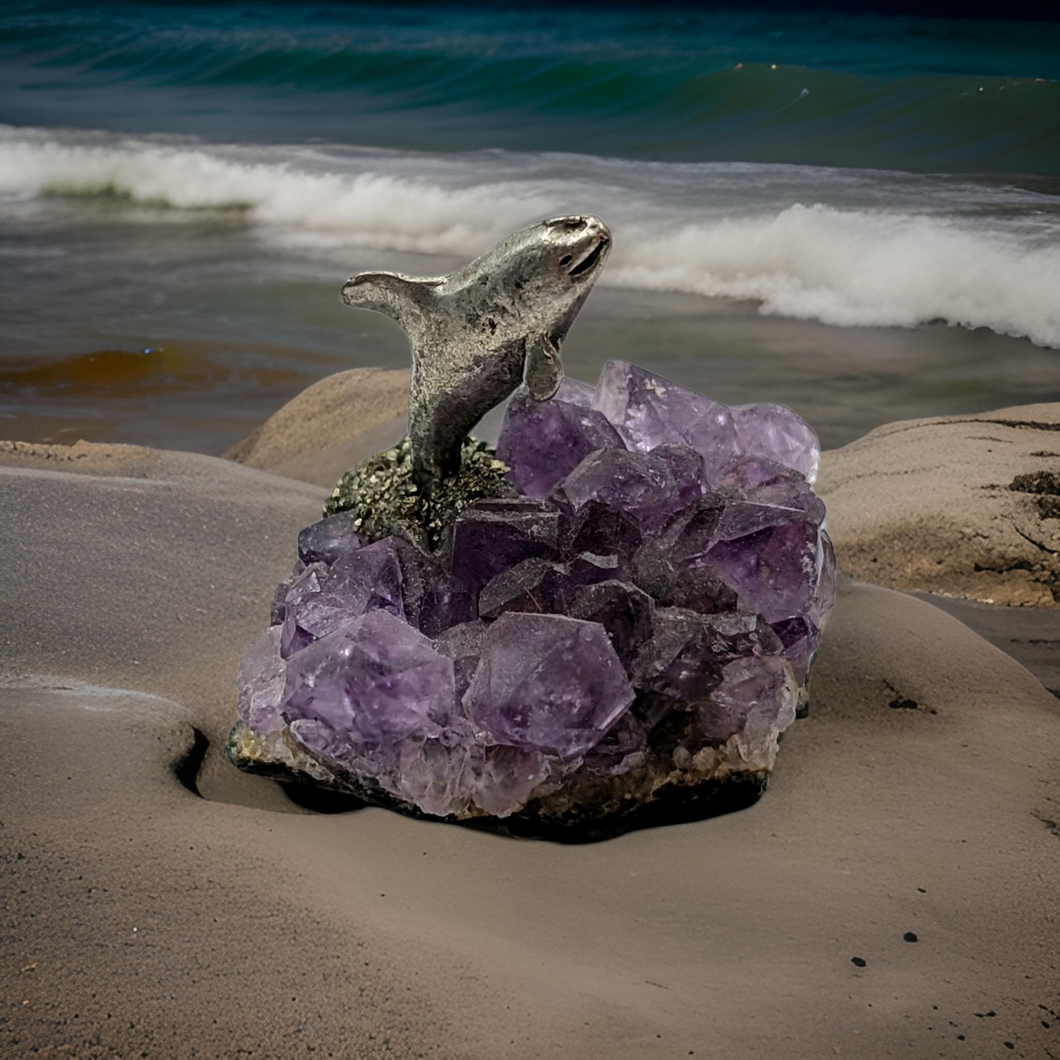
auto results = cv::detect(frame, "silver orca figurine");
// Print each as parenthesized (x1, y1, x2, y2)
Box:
(341, 214, 611, 491)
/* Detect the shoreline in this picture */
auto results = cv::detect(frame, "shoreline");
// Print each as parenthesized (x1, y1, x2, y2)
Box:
(4, 288, 1060, 456)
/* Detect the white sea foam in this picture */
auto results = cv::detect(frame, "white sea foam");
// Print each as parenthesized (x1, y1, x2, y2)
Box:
(3, 127, 1059, 348)
(612, 207, 1060, 348)
(0, 133, 553, 252)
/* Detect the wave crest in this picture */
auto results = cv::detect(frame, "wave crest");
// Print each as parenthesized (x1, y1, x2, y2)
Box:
(615, 205, 1060, 347)
(3, 129, 1059, 348)
(0, 135, 552, 253)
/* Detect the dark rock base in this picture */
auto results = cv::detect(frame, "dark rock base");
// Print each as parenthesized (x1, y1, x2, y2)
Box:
(225, 719, 769, 842)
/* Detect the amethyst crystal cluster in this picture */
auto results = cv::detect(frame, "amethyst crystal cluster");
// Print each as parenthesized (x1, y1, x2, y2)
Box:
(228, 360, 834, 835)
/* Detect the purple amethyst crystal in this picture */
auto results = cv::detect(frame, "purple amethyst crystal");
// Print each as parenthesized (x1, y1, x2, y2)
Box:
(387, 536, 475, 636)
(652, 497, 740, 612)
(497, 390, 625, 498)
(556, 445, 703, 532)
(583, 712, 648, 776)
(279, 536, 474, 654)
(553, 375, 595, 407)
(477, 557, 572, 619)
(649, 444, 707, 511)
(474, 551, 617, 620)
(566, 551, 621, 584)
(707, 520, 823, 624)
(714, 456, 803, 492)
(626, 538, 677, 603)
(812, 531, 837, 625)
(563, 500, 643, 559)
(564, 579, 655, 666)
(329, 539, 407, 617)
(658, 496, 726, 566)
(732, 404, 820, 484)
(464, 613, 636, 759)
(715, 477, 826, 542)
(433, 619, 488, 699)
(450, 497, 561, 595)
(473, 745, 553, 818)
(271, 565, 310, 627)
(592, 360, 740, 480)
(297, 512, 366, 566)
(770, 616, 819, 685)
(631, 608, 783, 705)
(391, 726, 480, 818)
(236, 626, 286, 735)
(283, 610, 456, 748)
(591, 360, 819, 486)
(698, 656, 797, 746)
(229, 356, 834, 835)
(279, 542, 405, 657)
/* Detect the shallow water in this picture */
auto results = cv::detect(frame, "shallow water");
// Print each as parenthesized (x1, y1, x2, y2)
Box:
(5, 283, 1058, 455)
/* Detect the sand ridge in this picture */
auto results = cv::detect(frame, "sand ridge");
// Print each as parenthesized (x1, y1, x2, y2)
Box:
(819, 404, 1060, 607)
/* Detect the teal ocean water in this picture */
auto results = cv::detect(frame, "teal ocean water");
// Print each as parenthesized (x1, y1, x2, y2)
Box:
(4, 2, 1060, 170)
(1, 2, 1059, 451)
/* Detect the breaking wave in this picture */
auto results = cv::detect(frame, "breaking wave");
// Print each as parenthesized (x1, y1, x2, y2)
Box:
(3, 127, 1059, 348)
(613, 207, 1060, 345)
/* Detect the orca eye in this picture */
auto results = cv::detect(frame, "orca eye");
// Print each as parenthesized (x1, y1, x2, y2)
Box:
(559, 254, 573, 265)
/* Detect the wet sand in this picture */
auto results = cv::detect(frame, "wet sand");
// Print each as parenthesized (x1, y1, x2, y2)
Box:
(911, 592, 1060, 698)
(2, 408, 1059, 1058)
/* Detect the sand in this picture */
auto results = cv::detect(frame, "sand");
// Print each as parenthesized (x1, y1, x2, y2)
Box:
(818, 404, 1060, 607)
(223, 367, 409, 488)
(3, 396, 1060, 1058)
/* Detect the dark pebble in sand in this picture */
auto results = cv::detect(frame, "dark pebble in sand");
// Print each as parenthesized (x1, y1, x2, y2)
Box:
(1004, 1043, 1014, 1050)
(904, 931, 919, 942)
(851, 957, 867, 967)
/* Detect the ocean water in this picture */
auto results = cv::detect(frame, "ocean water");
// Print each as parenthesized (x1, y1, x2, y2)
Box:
(1, 1, 1059, 453)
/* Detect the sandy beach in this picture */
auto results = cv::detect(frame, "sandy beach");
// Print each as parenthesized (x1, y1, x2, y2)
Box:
(2, 376, 1058, 1059)
(4, 3, 1059, 1054)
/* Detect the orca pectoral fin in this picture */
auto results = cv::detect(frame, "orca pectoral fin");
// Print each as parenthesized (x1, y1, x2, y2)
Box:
(341, 272, 443, 324)
(523, 333, 562, 401)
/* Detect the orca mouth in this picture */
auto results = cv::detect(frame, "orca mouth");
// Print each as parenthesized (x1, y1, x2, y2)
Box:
(568, 236, 609, 278)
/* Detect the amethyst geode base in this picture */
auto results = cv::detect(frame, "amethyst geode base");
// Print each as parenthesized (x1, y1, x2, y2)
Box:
(226, 360, 835, 839)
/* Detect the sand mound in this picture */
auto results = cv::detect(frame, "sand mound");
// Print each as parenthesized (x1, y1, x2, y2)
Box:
(223, 366, 409, 487)
(2, 438, 1059, 1058)
(0, 441, 327, 808)
(819, 404, 1060, 606)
